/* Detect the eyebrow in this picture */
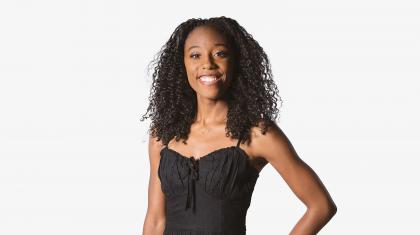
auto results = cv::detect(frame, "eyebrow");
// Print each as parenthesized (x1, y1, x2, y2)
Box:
(187, 43, 228, 51)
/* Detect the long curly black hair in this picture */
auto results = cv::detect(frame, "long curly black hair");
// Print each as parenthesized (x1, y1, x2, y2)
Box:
(140, 16, 283, 146)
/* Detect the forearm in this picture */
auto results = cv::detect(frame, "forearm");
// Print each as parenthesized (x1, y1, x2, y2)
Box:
(289, 207, 337, 235)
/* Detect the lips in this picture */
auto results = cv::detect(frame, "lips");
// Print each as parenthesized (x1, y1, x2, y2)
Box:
(197, 74, 222, 86)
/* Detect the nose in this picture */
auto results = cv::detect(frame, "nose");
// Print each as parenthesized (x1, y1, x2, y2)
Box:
(201, 53, 217, 70)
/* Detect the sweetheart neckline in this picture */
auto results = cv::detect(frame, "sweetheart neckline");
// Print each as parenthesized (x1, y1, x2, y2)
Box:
(161, 145, 238, 161)
(160, 146, 260, 175)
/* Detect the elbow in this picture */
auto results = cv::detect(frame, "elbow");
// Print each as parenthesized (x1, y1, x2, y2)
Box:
(143, 220, 165, 235)
(309, 201, 337, 220)
(143, 214, 166, 235)
(327, 202, 337, 218)
(320, 200, 337, 219)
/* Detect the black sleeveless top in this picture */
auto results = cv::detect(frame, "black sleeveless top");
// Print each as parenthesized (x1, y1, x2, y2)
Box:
(158, 136, 260, 235)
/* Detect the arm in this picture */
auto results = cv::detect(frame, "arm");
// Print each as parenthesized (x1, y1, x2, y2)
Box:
(251, 122, 337, 235)
(142, 134, 166, 235)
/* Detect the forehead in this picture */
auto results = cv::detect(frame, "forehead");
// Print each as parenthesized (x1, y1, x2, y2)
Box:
(184, 26, 228, 49)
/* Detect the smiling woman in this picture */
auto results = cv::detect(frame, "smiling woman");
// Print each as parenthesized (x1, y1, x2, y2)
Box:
(141, 16, 337, 235)
(183, 26, 234, 99)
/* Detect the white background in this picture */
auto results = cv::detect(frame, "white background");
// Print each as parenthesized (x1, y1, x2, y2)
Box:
(0, 0, 419, 234)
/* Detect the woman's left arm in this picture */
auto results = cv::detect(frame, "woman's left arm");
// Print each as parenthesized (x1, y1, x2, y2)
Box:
(251, 122, 337, 235)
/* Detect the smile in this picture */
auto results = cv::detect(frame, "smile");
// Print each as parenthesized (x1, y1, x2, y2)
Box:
(198, 75, 223, 86)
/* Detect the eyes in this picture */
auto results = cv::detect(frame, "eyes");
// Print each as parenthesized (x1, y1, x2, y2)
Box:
(189, 51, 229, 59)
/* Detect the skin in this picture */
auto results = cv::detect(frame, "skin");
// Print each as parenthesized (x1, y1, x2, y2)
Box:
(143, 26, 337, 235)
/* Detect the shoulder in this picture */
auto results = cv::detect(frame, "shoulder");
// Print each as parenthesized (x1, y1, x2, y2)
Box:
(249, 119, 282, 144)
(148, 130, 166, 160)
(248, 120, 291, 162)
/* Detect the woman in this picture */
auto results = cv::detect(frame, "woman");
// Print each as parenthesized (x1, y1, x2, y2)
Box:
(141, 16, 337, 235)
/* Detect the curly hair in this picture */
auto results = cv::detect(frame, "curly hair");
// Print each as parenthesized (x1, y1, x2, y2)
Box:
(140, 16, 283, 146)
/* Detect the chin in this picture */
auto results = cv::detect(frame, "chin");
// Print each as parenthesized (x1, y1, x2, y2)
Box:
(196, 90, 222, 100)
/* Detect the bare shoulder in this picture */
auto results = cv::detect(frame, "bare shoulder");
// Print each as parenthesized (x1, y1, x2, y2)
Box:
(238, 120, 279, 172)
(248, 120, 296, 163)
(148, 132, 166, 160)
(249, 119, 280, 139)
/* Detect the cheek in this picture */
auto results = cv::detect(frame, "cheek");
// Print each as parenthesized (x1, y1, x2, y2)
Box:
(223, 62, 233, 78)
(185, 67, 197, 88)
(184, 61, 196, 77)
(186, 68, 197, 83)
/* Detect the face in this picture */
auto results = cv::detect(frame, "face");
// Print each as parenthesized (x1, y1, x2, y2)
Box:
(183, 26, 235, 100)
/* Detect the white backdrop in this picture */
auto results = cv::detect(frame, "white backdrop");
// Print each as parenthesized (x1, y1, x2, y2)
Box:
(0, 0, 419, 234)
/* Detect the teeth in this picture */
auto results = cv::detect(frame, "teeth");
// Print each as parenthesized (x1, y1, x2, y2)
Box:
(199, 76, 218, 81)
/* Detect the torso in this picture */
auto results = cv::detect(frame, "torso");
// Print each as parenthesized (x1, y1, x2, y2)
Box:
(158, 125, 264, 234)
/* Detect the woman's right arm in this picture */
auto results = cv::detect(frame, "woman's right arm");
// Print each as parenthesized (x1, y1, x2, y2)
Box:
(142, 134, 166, 235)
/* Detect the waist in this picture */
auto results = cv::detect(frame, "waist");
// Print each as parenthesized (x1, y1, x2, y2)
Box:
(165, 191, 251, 233)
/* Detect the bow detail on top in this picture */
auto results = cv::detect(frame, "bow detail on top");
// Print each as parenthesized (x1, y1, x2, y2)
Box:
(185, 156, 199, 212)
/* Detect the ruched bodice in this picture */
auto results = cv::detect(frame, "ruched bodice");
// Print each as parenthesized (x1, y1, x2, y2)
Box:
(158, 138, 260, 235)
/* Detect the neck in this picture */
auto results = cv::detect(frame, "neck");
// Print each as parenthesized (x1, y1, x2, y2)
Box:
(194, 97, 228, 127)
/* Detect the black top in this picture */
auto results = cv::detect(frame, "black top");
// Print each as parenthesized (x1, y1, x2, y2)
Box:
(158, 136, 260, 234)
